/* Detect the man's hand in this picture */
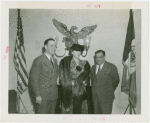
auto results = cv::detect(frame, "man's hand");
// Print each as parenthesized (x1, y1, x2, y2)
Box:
(66, 108, 70, 113)
(36, 96, 42, 105)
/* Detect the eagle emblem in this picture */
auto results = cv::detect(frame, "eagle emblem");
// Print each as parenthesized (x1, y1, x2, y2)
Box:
(52, 18, 97, 49)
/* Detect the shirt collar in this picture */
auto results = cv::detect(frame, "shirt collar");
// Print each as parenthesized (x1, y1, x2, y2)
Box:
(101, 61, 105, 68)
(96, 61, 105, 69)
(44, 52, 53, 61)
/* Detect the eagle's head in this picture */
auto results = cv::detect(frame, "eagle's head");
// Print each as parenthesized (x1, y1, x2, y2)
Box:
(70, 26, 78, 33)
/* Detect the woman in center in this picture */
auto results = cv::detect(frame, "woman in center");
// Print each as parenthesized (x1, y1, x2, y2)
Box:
(59, 44, 91, 114)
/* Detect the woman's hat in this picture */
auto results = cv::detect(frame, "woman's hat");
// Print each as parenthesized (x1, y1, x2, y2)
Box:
(71, 44, 84, 52)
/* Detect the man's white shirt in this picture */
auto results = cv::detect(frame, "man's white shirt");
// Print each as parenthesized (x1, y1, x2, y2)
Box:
(96, 61, 105, 74)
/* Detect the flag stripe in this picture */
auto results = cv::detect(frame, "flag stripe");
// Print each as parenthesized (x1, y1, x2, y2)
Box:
(18, 64, 28, 85)
(22, 45, 25, 52)
(16, 38, 26, 64)
(18, 75, 27, 90)
(17, 80, 24, 92)
(19, 46, 26, 64)
(17, 55, 28, 78)
(17, 87, 23, 94)
(18, 71, 28, 87)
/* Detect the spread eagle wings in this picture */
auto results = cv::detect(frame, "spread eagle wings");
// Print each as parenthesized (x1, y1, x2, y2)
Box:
(52, 18, 97, 39)
(77, 24, 97, 39)
(52, 19, 70, 37)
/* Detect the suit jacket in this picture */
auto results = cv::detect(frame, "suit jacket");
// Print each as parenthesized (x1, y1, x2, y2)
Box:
(91, 61, 119, 102)
(30, 54, 58, 101)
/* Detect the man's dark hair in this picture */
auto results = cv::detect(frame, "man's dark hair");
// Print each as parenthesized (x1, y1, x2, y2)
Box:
(95, 50, 105, 56)
(44, 38, 55, 46)
(42, 38, 55, 53)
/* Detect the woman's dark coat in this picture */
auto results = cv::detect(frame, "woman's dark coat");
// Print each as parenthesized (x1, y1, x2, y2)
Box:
(59, 56, 91, 109)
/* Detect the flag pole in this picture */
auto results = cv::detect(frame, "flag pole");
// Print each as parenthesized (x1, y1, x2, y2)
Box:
(129, 102, 132, 114)
(17, 75, 20, 113)
(129, 77, 132, 114)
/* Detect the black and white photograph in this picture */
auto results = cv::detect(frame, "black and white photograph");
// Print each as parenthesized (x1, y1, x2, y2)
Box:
(9, 8, 141, 114)
(1, 1, 149, 122)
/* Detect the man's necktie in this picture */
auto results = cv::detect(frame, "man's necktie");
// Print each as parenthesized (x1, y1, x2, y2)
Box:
(99, 65, 102, 72)
(98, 65, 100, 72)
(98, 65, 102, 73)
(50, 58, 54, 67)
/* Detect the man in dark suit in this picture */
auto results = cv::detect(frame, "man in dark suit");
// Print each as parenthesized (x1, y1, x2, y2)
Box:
(30, 38, 59, 114)
(91, 50, 119, 114)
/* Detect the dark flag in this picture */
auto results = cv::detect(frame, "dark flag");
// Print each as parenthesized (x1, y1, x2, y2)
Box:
(13, 9, 28, 94)
(121, 9, 137, 108)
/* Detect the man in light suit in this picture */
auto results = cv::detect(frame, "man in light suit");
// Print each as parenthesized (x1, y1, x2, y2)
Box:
(91, 50, 119, 114)
(30, 38, 58, 114)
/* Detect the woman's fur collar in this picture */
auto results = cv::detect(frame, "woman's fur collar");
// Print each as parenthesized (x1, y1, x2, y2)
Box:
(59, 56, 90, 97)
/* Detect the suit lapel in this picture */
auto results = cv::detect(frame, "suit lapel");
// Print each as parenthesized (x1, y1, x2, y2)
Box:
(43, 54, 54, 71)
(99, 61, 110, 77)
(100, 61, 106, 74)
(96, 61, 107, 78)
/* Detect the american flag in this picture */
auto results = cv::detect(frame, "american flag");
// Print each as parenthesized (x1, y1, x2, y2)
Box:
(13, 9, 28, 94)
